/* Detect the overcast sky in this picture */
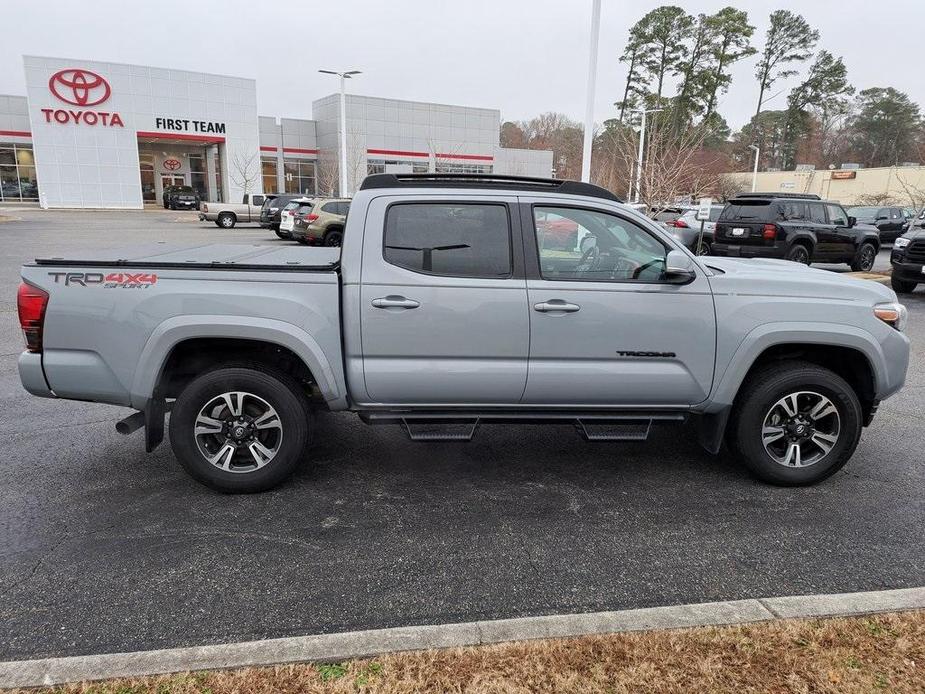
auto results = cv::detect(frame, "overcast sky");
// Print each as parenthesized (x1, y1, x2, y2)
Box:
(2, 0, 922, 131)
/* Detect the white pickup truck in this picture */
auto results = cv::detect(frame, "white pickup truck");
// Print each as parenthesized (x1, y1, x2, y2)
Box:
(17, 174, 910, 492)
(199, 193, 266, 229)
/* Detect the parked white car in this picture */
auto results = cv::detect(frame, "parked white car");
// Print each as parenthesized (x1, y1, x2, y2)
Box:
(279, 198, 314, 234)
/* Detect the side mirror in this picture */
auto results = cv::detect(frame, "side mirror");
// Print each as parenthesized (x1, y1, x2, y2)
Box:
(665, 250, 697, 284)
(848, 216, 857, 228)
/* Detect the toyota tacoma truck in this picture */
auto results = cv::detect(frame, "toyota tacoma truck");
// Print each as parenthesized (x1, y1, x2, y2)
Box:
(199, 193, 266, 229)
(17, 174, 910, 492)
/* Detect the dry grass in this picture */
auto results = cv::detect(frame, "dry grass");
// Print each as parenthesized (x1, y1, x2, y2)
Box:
(15, 611, 924, 694)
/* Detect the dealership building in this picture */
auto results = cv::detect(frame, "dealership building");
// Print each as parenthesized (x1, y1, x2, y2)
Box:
(0, 56, 553, 208)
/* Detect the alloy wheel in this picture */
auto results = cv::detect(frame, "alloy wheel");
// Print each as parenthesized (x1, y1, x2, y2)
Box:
(193, 391, 283, 473)
(761, 391, 841, 468)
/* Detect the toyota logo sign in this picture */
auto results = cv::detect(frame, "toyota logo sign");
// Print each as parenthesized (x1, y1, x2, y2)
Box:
(163, 158, 182, 171)
(48, 69, 112, 107)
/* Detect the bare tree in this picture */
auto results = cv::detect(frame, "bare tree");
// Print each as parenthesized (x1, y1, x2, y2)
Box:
(894, 171, 925, 214)
(229, 149, 260, 197)
(316, 151, 339, 197)
(612, 120, 718, 215)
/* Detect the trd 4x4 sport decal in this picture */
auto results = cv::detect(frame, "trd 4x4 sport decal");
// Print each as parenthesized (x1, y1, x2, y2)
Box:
(48, 272, 158, 288)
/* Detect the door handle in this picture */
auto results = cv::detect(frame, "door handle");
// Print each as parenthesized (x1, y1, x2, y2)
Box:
(372, 296, 420, 309)
(534, 300, 580, 313)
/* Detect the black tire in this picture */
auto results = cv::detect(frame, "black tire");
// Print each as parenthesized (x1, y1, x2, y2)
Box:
(891, 276, 917, 294)
(217, 212, 236, 229)
(727, 360, 862, 486)
(785, 243, 811, 265)
(169, 365, 312, 493)
(214, 220, 222, 228)
(296, 237, 310, 245)
(163, 201, 169, 209)
(275, 229, 291, 239)
(850, 242, 877, 272)
(695, 240, 711, 256)
(169, 203, 176, 211)
(324, 229, 344, 247)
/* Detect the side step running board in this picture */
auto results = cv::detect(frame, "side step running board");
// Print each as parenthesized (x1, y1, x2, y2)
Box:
(402, 418, 480, 442)
(359, 411, 687, 443)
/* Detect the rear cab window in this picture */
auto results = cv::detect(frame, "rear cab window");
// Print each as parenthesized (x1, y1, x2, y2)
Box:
(383, 203, 512, 278)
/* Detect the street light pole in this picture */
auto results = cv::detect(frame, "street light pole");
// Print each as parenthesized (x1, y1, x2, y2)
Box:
(749, 144, 760, 192)
(319, 69, 361, 196)
(631, 108, 662, 205)
(580, 0, 602, 183)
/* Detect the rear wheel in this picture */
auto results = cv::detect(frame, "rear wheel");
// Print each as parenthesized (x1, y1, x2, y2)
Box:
(891, 276, 917, 294)
(324, 229, 344, 247)
(850, 242, 877, 272)
(169, 366, 312, 493)
(785, 243, 811, 265)
(217, 212, 236, 229)
(728, 360, 862, 486)
(695, 239, 711, 256)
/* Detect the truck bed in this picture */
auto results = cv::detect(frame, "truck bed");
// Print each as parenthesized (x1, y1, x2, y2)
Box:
(33, 243, 340, 272)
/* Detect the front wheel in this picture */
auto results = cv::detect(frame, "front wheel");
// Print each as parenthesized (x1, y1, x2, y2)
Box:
(891, 276, 917, 294)
(169, 366, 312, 492)
(728, 360, 862, 486)
(850, 242, 877, 272)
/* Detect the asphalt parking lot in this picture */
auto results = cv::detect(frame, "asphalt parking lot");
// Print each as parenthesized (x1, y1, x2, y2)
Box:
(0, 207, 922, 661)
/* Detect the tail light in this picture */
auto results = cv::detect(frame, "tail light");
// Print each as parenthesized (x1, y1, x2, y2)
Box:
(202, 204, 208, 212)
(762, 223, 778, 240)
(17, 282, 49, 353)
(305, 214, 319, 222)
(670, 219, 689, 228)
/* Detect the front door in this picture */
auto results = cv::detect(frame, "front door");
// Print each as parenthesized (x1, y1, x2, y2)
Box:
(825, 203, 856, 260)
(358, 196, 529, 405)
(521, 202, 716, 407)
(808, 202, 837, 259)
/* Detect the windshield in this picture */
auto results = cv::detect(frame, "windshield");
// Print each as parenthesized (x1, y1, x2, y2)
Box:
(847, 206, 878, 219)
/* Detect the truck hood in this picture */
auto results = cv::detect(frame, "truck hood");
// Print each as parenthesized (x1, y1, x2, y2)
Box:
(702, 257, 896, 304)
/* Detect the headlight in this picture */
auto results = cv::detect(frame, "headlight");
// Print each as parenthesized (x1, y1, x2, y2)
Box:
(894, 237, 911, 249)
(874, 302, 908, 331)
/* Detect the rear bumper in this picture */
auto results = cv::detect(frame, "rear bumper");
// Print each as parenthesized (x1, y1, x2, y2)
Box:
(711, 242, 786, 259)
(18, 352, 54, 398)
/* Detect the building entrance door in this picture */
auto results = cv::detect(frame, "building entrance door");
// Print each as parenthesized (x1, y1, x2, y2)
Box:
(161, 175, 184, 189)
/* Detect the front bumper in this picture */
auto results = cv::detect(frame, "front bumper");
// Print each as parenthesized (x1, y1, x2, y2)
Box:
(890, 256, 924, 283)
(711, 242, 786, 259)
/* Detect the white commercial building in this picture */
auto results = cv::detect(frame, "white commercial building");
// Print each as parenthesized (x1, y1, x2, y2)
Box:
(0, 56, 553, 209)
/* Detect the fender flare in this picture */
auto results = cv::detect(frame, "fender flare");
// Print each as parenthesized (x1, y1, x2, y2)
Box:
(704, 321, 886, 412)
(129, 315, 343, 408)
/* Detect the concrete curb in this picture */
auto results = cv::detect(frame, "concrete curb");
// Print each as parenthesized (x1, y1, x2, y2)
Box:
(1, 586, 922, 689)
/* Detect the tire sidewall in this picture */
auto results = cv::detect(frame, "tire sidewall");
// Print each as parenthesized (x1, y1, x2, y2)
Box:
(169, 368, 310, 492)
(733, 367, 862, 485)
(786, 244, 810, 264)
(855, 243, 876, 271)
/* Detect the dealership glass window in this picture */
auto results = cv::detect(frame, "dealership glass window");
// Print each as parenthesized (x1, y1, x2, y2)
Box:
(434, 162, 493, 175)
(367, 158, 430, 175)
(283, 159, 317, 196)
(138, 153, 156, 202)
(188, 154, 207, 200)
(0, 144, 38, 201)
(261, 157, 278, 194)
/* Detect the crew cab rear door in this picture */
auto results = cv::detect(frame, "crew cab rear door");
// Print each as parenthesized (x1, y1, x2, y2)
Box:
(520, 200, 716, 407)
(357, 195, 529, 405)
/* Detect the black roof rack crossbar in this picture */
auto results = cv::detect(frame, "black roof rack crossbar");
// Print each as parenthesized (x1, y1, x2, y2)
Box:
(359, 173, 622, 203)
(732, 192, 821, 200)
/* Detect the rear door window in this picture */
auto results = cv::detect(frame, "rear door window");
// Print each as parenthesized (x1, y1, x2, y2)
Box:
(782, 202, 807, 221)
(384, 203, 512, 278)
(808, 204, 827, 224)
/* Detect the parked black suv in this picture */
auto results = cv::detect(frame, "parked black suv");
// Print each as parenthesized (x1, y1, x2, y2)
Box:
(162, 185, 200, 211)
(712, 193, 880, 270)
(889, 229, 925, 293)
(846, 206, 907, 243)
(259, 194, 302, 236)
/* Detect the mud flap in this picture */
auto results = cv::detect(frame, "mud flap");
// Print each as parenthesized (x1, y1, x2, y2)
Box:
(696, 408, 731, 455)
(144, 397, 166, 453)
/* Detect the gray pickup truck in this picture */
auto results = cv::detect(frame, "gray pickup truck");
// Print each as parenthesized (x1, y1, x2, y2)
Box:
(17, 174, 910, 492)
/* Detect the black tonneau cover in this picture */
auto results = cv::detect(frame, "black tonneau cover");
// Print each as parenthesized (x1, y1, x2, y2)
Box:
(33, 243, 340, 272)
